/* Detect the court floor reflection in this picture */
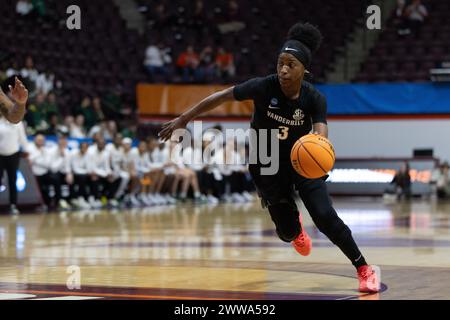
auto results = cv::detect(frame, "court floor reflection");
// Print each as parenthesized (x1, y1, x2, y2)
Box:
(0, 198, 449, 299)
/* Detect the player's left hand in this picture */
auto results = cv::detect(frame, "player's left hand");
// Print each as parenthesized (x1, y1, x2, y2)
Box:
(158, 116, 188, 142)
(9, 77, 28, 106)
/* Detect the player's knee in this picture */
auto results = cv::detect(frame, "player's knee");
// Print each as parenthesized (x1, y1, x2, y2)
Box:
(275, 227, 299, 242)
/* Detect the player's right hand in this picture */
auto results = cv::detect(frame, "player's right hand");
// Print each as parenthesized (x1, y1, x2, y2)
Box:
(9, 77, 28, 106)
(158, 116, 188, 141)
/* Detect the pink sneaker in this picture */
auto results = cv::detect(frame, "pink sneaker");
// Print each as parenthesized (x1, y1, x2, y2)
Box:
(291, 212, 312, 256)
(357, 265, 381, 293)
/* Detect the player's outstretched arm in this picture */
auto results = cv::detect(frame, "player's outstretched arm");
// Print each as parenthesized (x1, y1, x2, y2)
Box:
(0, 77, 29, 124)
(158, 86, 235, 141)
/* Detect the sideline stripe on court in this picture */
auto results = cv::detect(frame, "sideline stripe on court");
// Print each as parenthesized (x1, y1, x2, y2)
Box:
(0, 289, 243, 300)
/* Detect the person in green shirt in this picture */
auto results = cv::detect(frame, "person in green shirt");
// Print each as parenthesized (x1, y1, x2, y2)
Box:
(40, 92, 58, 118)
(27, 92, 47, 129)
(76, 96, 97, 131)
(32, 0, 46, 18)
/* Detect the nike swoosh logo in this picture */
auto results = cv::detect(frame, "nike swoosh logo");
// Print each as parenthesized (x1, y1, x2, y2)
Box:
(268, 105, 280, 109)
(284, 47, 299, 52)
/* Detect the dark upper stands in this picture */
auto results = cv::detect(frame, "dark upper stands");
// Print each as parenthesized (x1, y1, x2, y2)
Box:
(4, 0, 446, 111)
(353, 0, 450, 83)
(0, 0, 147, 115)
(134, 0, 366, 83)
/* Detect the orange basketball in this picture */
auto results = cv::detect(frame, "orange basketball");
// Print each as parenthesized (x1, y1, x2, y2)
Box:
(291, 134, 336, 179)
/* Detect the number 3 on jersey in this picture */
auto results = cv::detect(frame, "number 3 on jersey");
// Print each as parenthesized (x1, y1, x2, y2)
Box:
(278, 126, 289, 140)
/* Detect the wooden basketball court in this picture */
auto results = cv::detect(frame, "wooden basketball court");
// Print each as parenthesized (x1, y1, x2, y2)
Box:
(0, 197, 449, 300)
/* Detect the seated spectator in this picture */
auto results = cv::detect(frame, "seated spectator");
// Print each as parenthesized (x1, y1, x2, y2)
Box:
(69, 142, 91, 209)
(146, 137, 176, 205)
(121, 123, 137, 140)
(431, 162, 450, 199)
(176, 46, 200, 83)
(63, 115, 74, 133)
(238, 142, 256, 195)
(152, 3, 171, 29)
(122, 137, 141, 207)
(133, 141, 155, 205)
(405, 0, 428, 35)
(27, 134, 56, 209)
(20, 56, 39, 85)
(105, 120, 118, 140)
(43, 112, 62, 136)
(89, 120, 116, 140)
(41, 92, 58, 118)
(48, 135, 73, 210)
(26, 92, 47, 130)
(32, 0, 47, 20)
(70, 114, 87, 138)
(197, 46, 216, 83)
(6, 61, 21, 78)
(87, 138, 121, 208)
(92, 96, 106, 123)
(35, 73, 55, 95)
(215, 47, 235, 81)
(16, 0, 33, 17)
(169, 141, 204, 202)
(144, 43, 172, 81)
(102, 87, 125, 121)
(106, 133, 130, 202)
(227, 0, 240, 21)
(182, 137, 218, 204)
(189, 0, 206, 30)
(221, 140, 255, 203)
(195, 138, 221, 203)
(395, 0, 410, 35)
(76, 96, 96, 131)
(217, 1, 245, 33)
(160, 141, 182, 199)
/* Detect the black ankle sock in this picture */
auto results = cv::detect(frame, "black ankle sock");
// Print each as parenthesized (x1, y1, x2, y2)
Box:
(352, 254, 368, 269)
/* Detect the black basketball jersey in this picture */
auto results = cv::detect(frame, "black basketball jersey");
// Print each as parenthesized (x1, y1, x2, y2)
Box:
(233, 74, 327, 162)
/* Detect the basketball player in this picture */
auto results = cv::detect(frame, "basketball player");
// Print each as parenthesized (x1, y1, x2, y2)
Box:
(159, 22, 380, 293)
(0, 77, 28, 124)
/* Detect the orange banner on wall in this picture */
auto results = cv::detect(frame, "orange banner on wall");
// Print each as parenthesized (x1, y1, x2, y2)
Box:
(137, 84, 254, 117)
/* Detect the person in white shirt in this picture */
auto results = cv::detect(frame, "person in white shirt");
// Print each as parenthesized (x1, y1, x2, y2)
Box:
(405, 0, 428, 34)
(122, 138, 141, 207)
(6, 62, 21, 78)
(87, 138, 121, 208)
(106, 134, 130, 201)
(20, 56, 39, 85)
(201, 134, 227, 201)
(146, 137, 176, 205)
(16, 0, 33, 17)
(70, 142, 91, 209)
(144, 43, 171, 80)
(35, 73, 54, 95)
(220, 140, 255, 203)
(194, 138, 220, 204)
(133, 141, 154, 205)
(0, 114, 28, 214)
(168, 140, 203, 202)
(431, 162, 450, 199)
(48, 135, 73, 210)
(27, 134, 57, 208)
(69, 115, 87, 138)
